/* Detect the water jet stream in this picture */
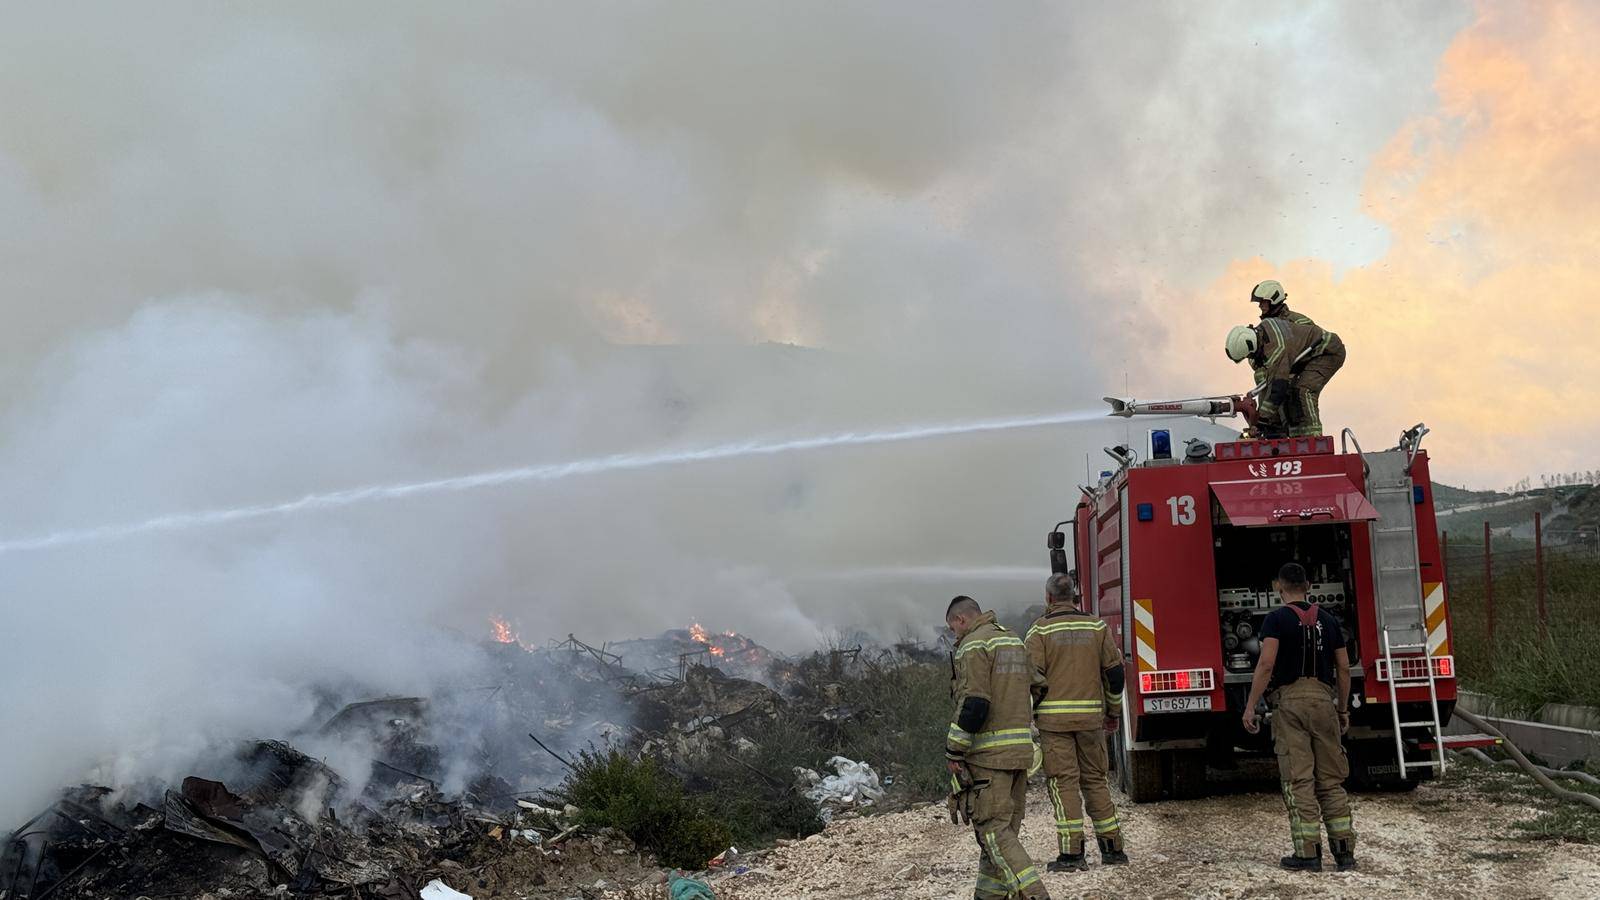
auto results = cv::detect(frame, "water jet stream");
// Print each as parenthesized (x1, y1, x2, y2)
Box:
(0, 408, 1104, 554)
(799, 565, 1045, 582)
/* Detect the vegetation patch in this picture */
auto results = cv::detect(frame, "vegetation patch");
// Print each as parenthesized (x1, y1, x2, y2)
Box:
(1453, 758, 1600, 844)
(551, 649, 951, 867)
(550, 748, 733, 870)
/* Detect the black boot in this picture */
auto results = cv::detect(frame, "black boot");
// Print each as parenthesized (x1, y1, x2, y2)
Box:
(1047, 851, 1088, 872)
(1330, 838, 1357, 871)
(1280, 844, 1323, 872)
(1097, 835, 1129, 866)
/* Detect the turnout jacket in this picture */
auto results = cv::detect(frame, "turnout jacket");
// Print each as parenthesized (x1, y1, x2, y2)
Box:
(1251, 316, 1335, 426)
(1261, 304, 1344, 358)
(947, 612, 1037, 770)
(1024, 603, 1124, 733)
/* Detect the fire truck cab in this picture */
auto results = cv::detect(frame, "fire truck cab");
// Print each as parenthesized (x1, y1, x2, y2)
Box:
(1060, 425, 1486, 802)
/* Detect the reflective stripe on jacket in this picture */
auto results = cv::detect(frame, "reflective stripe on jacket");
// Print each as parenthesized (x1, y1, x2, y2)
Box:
(948, 611, 1038, 769)
(1025, 604, 1122, 733)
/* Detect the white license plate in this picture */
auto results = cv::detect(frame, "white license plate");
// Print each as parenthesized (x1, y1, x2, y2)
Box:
(1142, 695, 1213, 713)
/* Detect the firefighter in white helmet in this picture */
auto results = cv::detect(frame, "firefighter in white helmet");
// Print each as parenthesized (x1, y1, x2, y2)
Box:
(1226, 281, 1346, 438)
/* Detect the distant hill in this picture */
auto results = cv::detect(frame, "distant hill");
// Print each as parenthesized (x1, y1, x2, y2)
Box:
(1547, 485, 1600, 541)
(1432, 483, 1508, 510)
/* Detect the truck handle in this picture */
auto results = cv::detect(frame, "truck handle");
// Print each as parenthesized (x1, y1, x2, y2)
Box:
(1275, 510, 1336, 523)
(1340, 427, 1369, 481)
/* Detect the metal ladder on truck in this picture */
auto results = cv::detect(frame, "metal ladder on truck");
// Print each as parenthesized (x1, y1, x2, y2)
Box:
(1359, 428, 1447, 779)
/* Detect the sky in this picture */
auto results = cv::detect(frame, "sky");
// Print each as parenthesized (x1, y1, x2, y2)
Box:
(0, 0, 1593, 824)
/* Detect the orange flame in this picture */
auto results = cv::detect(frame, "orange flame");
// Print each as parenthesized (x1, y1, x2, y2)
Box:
(490, 616, 519, 645)
(688, 623, 710, 644)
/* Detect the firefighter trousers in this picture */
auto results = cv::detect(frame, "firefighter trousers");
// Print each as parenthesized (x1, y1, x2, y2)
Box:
(1271, 678, 1355, 857)
(1285, 345, 1345, 437)
(968, 764, 1047, 899)
(1040, 730, 1122, 855)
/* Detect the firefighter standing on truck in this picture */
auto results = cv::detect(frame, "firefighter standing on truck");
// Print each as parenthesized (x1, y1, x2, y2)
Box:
(944, 595, 1052, 900)
(1225, 280, 1345, 438)
(1025, 573, 1129, 871)
(1242, 562, 1358, 872)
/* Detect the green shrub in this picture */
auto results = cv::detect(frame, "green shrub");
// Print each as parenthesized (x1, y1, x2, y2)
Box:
(676, 717, 824, 846)
(550, 748, 731, 869)
(826, 655, 950, 802)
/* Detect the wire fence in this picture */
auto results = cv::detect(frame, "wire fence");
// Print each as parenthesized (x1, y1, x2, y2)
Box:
(1442, 512, 1600, 710)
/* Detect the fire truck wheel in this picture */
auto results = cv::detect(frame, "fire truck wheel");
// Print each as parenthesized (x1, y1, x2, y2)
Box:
(1168, 749, 1209, 800)
(1112, 733, 1165, 803)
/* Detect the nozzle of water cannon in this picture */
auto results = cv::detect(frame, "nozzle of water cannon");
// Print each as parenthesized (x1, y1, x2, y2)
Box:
(1104, 394, 1256, 420)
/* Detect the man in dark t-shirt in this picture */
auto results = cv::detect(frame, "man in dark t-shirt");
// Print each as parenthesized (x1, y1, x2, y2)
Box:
(1259, 594, 1346, 689)
(1242, 562, 1356, 872)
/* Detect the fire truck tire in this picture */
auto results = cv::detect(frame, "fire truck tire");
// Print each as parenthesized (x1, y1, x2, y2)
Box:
(1112, 734, 1165, 803)
(1168, 749, 1209, 799)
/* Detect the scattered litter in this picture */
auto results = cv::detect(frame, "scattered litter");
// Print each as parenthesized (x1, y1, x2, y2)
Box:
(707, 846, 740, 867)
(798, 756, 885, 820)
(668, 874, 717, 899)
(419, 879, 474, 900)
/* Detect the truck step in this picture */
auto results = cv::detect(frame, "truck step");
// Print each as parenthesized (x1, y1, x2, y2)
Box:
(1398, 720, 1441, 727)
(1418, 733, 1503, 752)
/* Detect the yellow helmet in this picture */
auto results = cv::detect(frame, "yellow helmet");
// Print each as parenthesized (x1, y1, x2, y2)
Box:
(1225, 325, 1259, 363)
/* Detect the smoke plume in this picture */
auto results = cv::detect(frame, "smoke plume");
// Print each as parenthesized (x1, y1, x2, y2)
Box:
(0, 2, 1473, 824)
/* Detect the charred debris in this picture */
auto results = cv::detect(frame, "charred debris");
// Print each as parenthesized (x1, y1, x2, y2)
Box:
(2, 626, 952, 899)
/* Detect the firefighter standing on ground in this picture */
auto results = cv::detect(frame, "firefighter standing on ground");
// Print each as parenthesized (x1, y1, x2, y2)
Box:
(945, 595, 1052, 900)
(1225, 280, 1346, 438)
(1024, 573, 1129, 871)
(1242, 562, 1358, 872)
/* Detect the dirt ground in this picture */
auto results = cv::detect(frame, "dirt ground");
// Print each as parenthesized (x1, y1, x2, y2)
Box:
(691, 774, 1600, 900)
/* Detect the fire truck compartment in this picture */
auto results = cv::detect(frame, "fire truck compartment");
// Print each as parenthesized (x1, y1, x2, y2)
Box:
(1211, 518, 1363, 678)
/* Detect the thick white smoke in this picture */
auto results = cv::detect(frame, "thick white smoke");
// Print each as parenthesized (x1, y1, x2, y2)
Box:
(0, 2, 1468, 825)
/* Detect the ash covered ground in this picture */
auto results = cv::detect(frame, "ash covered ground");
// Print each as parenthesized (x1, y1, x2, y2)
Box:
(1, 623, 955, 900)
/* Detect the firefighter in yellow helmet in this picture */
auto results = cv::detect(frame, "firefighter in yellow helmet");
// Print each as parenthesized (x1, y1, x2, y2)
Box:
(1227, 281, 1346, 438)
(1025, 573, 1128, 871)
(945, 596, 1052, 900)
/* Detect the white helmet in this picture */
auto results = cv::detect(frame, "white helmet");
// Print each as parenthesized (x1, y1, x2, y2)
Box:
(1251, 280, 1287, 307)
(1225, 325, 1258, 363)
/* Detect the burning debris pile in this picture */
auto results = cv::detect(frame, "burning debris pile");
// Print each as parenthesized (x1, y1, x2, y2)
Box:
(609, 624, 780, 686)
(2, 621, 949, 899)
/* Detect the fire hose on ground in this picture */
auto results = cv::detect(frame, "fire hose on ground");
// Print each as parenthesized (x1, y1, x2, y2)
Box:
(1448, 707, 1600, 813)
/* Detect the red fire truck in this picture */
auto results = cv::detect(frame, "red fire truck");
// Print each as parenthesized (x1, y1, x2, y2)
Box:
(1052, 401, 1496, 801)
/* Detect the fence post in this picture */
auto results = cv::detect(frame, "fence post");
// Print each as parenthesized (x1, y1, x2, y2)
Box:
(1483, 520, 1494, 658)
(1535, 511, 1546, 640)
(1441, 530, 1450, 596)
